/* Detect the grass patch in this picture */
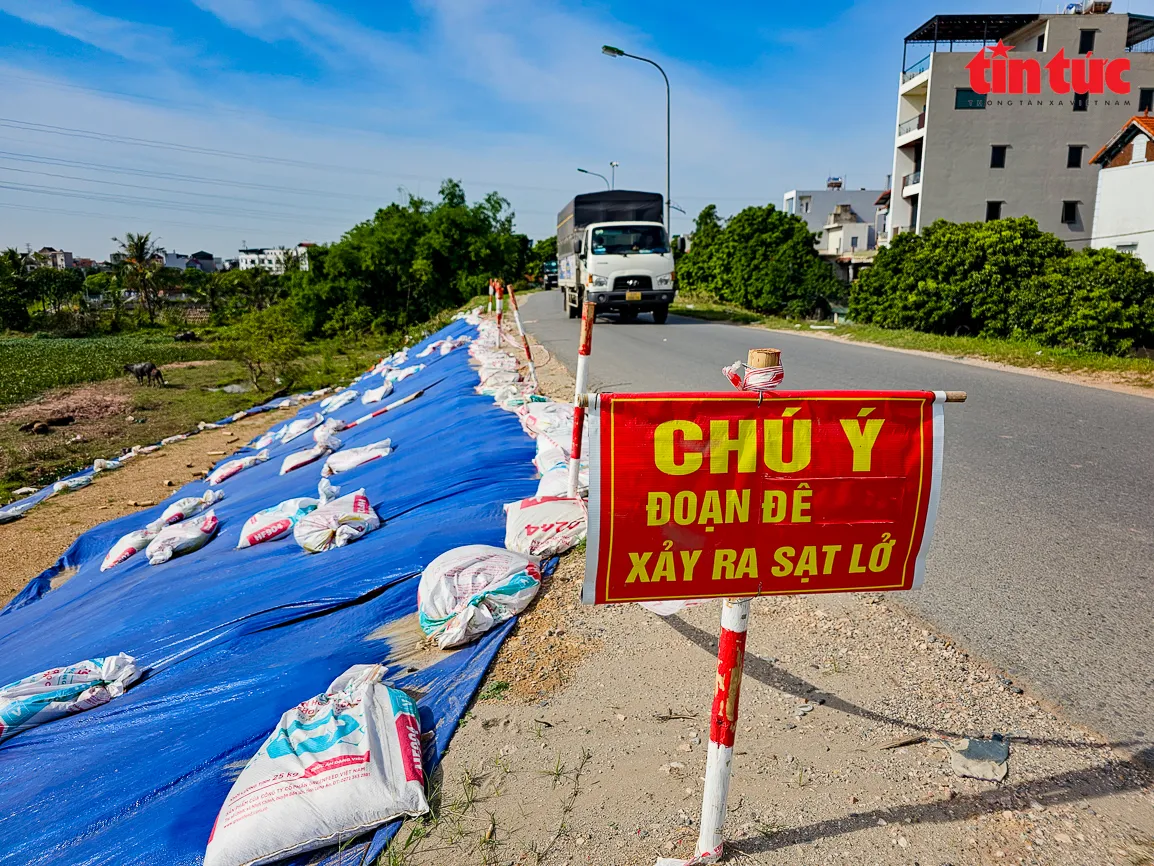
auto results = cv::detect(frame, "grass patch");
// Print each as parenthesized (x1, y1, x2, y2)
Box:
(672, 297, 1154, 386)
(477, 681, 510, 701)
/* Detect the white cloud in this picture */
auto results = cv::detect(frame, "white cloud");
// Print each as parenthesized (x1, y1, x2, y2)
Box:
(0, 0, 187, 64)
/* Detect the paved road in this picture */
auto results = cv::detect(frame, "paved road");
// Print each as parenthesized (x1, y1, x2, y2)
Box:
(521, 291, 1154, 746)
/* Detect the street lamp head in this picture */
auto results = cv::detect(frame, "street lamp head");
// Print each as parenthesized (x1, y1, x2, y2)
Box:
(577, 168, 590, 174)
(601, 45, 624, 57)
(609, 161, 619, 168)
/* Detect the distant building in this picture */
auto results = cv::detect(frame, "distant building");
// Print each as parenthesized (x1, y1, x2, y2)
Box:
(36, 247, 73, 269)
(187, 250, 216, 272)
(783, 179, 887, 282)
(237, 242, 315, 275)
(150, 251, 190, 270)
(890, 8, 1154, 248)
(1090, 114, 1154, 269)
(72, 257, 97, 270)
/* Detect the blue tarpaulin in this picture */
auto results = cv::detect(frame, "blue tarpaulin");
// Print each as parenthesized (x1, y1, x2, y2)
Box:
(0, 319, 539, 865)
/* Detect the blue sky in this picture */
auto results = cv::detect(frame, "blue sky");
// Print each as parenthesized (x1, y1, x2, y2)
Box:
(1, 0, 1151, 259)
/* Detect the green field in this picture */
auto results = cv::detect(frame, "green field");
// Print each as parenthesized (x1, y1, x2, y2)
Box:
(0, 334, 220, 406)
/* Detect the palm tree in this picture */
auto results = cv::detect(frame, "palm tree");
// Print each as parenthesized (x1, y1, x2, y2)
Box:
(112, 232, 164, 323)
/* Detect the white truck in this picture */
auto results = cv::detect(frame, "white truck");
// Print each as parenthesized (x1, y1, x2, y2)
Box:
(557, 190, 680, 323)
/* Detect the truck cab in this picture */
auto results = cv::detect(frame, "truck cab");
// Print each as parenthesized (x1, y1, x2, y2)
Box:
(557, 191, 676, 323)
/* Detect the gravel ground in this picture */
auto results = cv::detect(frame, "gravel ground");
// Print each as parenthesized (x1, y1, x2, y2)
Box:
(387, 316, 1154, 866)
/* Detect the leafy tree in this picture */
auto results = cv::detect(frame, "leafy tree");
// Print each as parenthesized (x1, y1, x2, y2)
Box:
(0, 250, 30, 330)
(677, 203, 839, 317)
(28, 267, 83, 314)
(527, 236, 557, 281)
(850, 217, 1068, 336)
(112, 232, 165, 323)
(220, 303, 304, 389)
(1011, 248, 1154, 354)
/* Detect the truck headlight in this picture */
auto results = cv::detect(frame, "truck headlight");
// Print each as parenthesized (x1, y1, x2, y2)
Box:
(590, 275, 608, 288)
(656, 274, 673, 286)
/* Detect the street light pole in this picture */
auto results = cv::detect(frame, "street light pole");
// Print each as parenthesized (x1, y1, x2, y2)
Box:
(602, 45, 670, 233)
(609, 161, 619, 189)
(577, 167, 610, 190)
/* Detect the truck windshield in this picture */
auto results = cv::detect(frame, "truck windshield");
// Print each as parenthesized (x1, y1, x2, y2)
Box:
(591, 225, 668, 255)
(543, 260, 558, 274)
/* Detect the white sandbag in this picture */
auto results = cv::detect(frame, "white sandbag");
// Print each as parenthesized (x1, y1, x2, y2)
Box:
(198, 421, 225, 431)
(314, 417, 346, 440)
(293, 489, 379, 553)
(504, 496, 586, 558)
(321, 439, 392, 478)
(207, 450, 270, 485)
(161, 433, 189, 446)
(0, 654, 139, 744)
(102, 525, 161, 571)
(418, 545, 541, 649)
(157, 489, 224, 526)
(517, 402, 575, 442)
(361, 382, 394, 404)
(319, 390, 358, 414)
(146, 510, 219, 565)
(237, 481, 339, 549)
(279, 413, 323, 444)
(279, 428, 341, 475)
(384, 364, 424, 383)
(50, 476, 92, 496)
(92, 457, 122, 473)
(203, 664, 426, 866)
(249, 432, 276, 450)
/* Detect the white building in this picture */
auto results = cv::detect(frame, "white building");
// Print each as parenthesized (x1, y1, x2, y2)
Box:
(783, 180, 887, 282)
(1090, 114, 1154, 268)
(890, 8, 1154, 248)
(36, 247, 73, 269)
(238, 243, 314, 275)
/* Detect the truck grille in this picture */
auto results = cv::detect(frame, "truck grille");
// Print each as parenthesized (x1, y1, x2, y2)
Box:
(612, 276, 652, 291)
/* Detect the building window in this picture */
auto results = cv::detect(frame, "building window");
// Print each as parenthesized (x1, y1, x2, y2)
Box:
(1078, 29, 1096, 55)
(1140, 89, 1154, 113)
(1036, 33, 1045, 51)
(990, 145, 1008, 169)
(1061, 201, 1078, 225)
(1115, 243, 1138, 255)
(1073, 93, 1088, 112)
(986, 201, 1003, 221)
(1067, 145, 1084, 168)
(955, 88, 986, 110)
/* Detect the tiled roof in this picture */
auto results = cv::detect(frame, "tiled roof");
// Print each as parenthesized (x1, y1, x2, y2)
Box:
(1090, 115, 1154, 166)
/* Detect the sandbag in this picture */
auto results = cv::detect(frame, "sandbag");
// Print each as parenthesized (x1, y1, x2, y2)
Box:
(314, 417, 346, 440)
(321, 439, 393, 477)
(50, 476, 92, 496)
(279, 429, 341, 475)
(146, 510, 219, 565)
(102, 525, 161, 571)
(418, 545, 541, 649)
(92, 458, 122, 473)
(279, 413, 323, 444)
(203, 664, 427, 866)
(361, 382, 394, 404)
(384, 364, 424, 383)
(0, 654, 139, 745)
(504, 496, 586, 557)
(157, 489, 224, 526)
(237, 481, 339, 549)
(319, 390, 358, 414)
(207, 450, 269, 485)
(293, 489, 379, 553)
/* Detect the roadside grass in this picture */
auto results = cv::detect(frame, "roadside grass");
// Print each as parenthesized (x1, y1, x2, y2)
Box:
(671, 296, 1154, 387)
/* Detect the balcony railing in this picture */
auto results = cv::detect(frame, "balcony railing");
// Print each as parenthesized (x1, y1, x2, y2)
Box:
(901, 55, 930, 82)
(902, 171, 922, 189)
(897, 112, 926, 136)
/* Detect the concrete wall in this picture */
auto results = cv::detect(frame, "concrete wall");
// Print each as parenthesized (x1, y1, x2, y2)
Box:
(889, 14, 1154, 246)
(1091, 144, 1154, 270)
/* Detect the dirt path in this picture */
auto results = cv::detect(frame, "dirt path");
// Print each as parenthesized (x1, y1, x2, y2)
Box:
(388, 326, 1154, 866)
(0, 412, 284, 604)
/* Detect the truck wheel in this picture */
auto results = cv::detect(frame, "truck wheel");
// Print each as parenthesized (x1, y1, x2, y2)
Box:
(652, 304, 670, 324)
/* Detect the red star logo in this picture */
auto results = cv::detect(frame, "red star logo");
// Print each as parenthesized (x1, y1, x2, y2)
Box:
(989, 39, 1013, 58)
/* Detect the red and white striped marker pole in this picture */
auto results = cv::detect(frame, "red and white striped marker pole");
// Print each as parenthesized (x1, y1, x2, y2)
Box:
(494, 282, 504, 348)
(504, 282, 537, 388)
(567, 300, 595, 499)
(346, 389, 424, 429)
(658, 348, 782, 866)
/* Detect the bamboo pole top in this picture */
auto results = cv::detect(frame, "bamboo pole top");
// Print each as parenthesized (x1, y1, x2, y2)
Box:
(746, 348, 781, 369)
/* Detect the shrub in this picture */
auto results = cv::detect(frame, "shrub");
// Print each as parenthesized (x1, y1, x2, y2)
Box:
(220, 304, 304, 390)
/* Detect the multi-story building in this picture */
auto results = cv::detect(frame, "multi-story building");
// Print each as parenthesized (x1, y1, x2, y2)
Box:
(890, 6, 1154, 248)
(36, 247, 73, 269)
(1090, 114, 1154, 268)
(237, 243, 314, 275)
(783, 179, 887, 281)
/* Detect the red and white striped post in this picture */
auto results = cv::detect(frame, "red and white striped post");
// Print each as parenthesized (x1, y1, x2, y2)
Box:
(504, 282, 537, 388)
(567, 300, 595, 499)
(494, 282, 504, 348)
(659, 347, 781, 866)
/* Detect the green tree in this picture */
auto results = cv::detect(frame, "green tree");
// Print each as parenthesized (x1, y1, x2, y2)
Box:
(220, 303, 304, 389)
(112, 232, 165, 323)
(0, 249, 30, 330)
(28, 267, 84, 314)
